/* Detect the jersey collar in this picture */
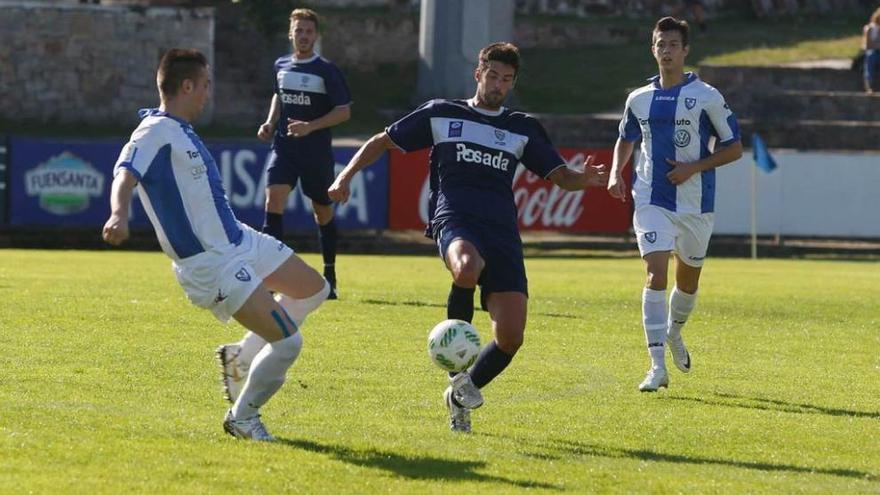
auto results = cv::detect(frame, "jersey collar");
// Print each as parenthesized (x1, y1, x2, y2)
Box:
(292, 53, 320, 64)
(138, 108, 192, 127)
(649, 71, 698, 90)
(467, 98, 505, 116)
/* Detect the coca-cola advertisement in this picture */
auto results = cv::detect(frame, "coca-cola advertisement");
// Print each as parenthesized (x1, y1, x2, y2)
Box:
(388, 148, 632, 233)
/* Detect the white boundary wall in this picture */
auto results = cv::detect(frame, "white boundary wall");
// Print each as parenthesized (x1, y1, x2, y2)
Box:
(714, 150, 880, 238)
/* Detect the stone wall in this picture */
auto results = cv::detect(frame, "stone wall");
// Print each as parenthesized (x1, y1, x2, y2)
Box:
(0, 2, 213, 126)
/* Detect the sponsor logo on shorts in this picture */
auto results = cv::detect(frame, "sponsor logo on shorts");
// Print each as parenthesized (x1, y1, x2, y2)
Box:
(688, 255, 704, 261)
(674, 129, 691, 147)
(685, 97, 697, 109)
(214, 289, 228, 304)
(277, 242, 285, 251)
(448, 121, 463, 138)
(235, 268, 251, 282)
(644, 231, 657, 243)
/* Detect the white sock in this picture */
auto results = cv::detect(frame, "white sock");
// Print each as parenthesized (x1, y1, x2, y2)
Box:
(276, 280, 331, 327)
(643, 287, 667, 369)
(668, 287, 698, 340)
(231, 332, 303, 419)
(236, 331, 267, 372)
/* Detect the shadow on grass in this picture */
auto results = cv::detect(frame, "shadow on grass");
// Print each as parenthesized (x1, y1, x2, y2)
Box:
(359, 298, 578, 319)
(546, 439, 876, 481)
(480, 432, 875, 481)
(275, 437, 561, 490)
(665, 392, 880, 420)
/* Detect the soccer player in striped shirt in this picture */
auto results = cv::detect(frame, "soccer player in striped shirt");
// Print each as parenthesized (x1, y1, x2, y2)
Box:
(608, 18, 743, 392)
(103, 49, 331, 441)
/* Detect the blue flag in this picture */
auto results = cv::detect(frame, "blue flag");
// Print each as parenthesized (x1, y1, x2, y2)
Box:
(752, 133, 777, 173)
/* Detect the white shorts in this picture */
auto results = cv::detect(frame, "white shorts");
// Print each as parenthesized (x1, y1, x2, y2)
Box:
(633, 205, 714, 267)
(172, 224, 293, 322)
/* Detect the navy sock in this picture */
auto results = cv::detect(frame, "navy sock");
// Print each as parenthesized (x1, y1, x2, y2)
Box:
(447, 283, 475, 323)
(262, 212, 283, 241)
(318, 219, 337, 267)
(469, 341, 513, 389)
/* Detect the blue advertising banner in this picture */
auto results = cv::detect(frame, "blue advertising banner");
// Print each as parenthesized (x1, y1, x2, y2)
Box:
(8, 137, 387, 230)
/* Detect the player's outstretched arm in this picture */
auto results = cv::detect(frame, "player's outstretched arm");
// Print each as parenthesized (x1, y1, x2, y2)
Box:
(548, 154, 609, 192)
(257, 94, 281, 142)
(102, 169, 138, 246)
(328, 131, 396, 203)
(608, 138, 635, 202)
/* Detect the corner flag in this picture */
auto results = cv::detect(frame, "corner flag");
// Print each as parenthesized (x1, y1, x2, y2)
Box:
(752, 133, 777, 173)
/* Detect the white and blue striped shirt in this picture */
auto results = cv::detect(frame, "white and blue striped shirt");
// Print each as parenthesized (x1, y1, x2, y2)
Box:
(114, 109, 242, 261)
(619, 72, 740, 214)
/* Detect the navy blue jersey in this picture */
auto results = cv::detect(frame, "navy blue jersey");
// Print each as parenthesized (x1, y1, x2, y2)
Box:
(386, 99, 566, 236)
(272, 54, 351, 157)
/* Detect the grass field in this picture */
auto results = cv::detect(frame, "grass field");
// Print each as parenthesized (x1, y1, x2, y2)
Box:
(1, 250, 878, 493)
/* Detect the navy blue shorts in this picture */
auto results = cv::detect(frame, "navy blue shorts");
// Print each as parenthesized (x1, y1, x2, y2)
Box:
(435, 218, 528, 309)
(266, 149, 334, 206)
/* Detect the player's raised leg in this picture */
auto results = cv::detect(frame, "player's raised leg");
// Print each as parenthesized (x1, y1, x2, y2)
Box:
(639, 250, 670, 392)
(444, 237, 483, 323)
(263, 182, 293, 241)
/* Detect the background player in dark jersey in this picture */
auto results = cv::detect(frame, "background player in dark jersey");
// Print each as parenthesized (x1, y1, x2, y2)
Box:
(328, 42, 607, 433)
(257, 8, 352, 299)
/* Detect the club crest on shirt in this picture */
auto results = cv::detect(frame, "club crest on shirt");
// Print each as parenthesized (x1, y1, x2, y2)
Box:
(448, 121, 463, 138)
(685, 97, 697, 110)
(674, 129, 691, 147)
(235, 268, 251, 282)
(494, 129, 506, 143)
(644, 232, 657, 244)
(301, 74, 310, 85)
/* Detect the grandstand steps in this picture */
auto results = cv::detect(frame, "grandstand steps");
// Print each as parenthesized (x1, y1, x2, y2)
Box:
(749, 90, 880, 121)
(698, 64, 862, 92)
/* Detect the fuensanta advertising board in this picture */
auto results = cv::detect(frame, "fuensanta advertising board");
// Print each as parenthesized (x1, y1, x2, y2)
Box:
(388, 148, 631, 232)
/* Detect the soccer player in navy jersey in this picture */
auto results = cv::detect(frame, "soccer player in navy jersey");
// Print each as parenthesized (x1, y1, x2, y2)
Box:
(328, 42, 608, 433)
(607, 18, 743, 392)
(257, 8, 352, 299)
(104, 49, 331, 441)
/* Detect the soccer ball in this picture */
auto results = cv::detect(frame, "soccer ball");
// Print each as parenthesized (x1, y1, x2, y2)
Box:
(427, 319, 481, 372)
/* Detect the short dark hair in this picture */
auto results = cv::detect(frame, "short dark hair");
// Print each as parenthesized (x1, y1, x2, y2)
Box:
(290, 8, 319, 30)
(157, 48, 208, 97)
(653, 16, 690, 47)
(478, 42, 520, 76)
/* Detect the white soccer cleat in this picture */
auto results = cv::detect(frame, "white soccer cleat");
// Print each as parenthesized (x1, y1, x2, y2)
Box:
(216, 344, 246, 403)
(638, 367, 669, 392)
(450, 372, 483, 409)
(444, 387, 472, 433)
(667, 334, 691, 373)
(223, 409, 275, 442)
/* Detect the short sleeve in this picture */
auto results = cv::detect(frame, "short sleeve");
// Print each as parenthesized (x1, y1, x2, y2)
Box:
(326, 64, 352, 107)
(385, 100, 437, 152)
(114, 126, 164, 182)
(705, 92, 740, 146)
(618, 100, 642, 142)
(519, 117, 566, 179)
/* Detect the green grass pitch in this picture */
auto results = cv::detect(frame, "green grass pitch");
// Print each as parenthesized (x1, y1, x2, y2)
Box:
(1, 249, 877, 493)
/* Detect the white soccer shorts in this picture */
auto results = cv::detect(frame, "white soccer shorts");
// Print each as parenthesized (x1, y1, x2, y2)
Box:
(633, 205, 714, 267)
(172, 224, 294, 322)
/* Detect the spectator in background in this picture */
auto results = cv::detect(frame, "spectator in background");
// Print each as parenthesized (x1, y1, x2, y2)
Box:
(863, 7, 880, 93)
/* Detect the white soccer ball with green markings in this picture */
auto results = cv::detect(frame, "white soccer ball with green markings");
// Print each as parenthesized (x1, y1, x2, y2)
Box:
(427, 319, 481, 372)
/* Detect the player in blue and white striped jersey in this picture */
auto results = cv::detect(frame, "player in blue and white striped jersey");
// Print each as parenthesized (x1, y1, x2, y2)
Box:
(608, 18, 743, 392)
(329, 43, 608, 433)
(103, 49, 331, 441)
(257, 8, 352, 299)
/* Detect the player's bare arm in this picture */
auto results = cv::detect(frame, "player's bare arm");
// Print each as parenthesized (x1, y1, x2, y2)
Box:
(609, 138, 636, 202)
(287, 104, 351, 138)
(665, 140, 743, 185)
(257, 94, 281, 142)
(328, 131, 395, 203)
(102, 169, 138, 246)
(547, 155, 608, 191)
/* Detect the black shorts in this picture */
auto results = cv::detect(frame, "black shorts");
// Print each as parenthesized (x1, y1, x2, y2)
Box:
(266, 149, 335, 206)
(435, 217, 528, 309)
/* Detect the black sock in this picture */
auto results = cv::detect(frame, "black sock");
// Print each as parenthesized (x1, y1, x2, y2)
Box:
(469, 341, 513, 389)
(262, 212, 283, 241)
(447, 283, 475, 322)
(318, 219, 337, 267)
